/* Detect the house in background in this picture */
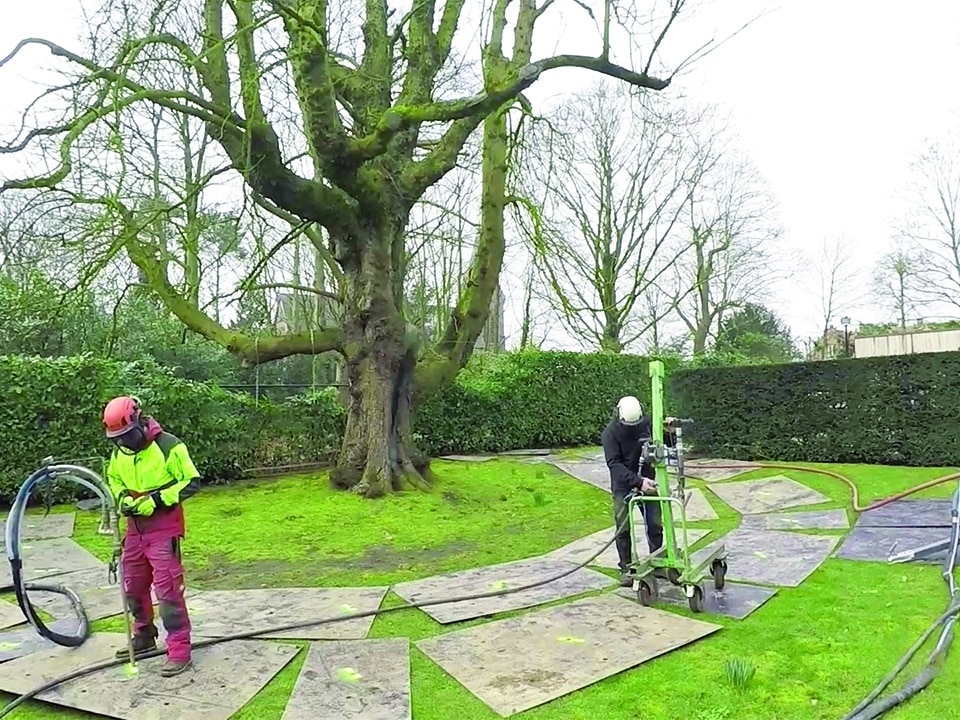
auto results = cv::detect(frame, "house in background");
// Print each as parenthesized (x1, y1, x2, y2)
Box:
(806, 326, 857, 360)
(855, 326, 960, 358)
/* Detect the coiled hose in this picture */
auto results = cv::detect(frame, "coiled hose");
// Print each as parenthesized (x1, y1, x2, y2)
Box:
(3, 463, 127, 650)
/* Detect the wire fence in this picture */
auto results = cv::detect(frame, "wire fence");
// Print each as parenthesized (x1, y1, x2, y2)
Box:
(217, 382, 347, 401)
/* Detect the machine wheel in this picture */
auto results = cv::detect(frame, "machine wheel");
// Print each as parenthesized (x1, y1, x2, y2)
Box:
(687, 584, 705, 613)
(638, 578, 658, 606)
(710, 559, 727, 591)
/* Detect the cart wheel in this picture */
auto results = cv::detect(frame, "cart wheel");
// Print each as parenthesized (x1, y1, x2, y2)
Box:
(687, 584, 705, 613)
(710, 559, 727, 591)
(638, 578, 658, 606)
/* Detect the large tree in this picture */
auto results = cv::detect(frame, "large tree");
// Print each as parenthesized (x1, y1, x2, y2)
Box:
(712, 302, 796, 362)
(0, 0, 705, 497)
(810, 235, 861, 343)
(871, 243, 923, 329)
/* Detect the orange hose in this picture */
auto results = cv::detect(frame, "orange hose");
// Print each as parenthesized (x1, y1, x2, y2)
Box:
(691, 463, 960, 514)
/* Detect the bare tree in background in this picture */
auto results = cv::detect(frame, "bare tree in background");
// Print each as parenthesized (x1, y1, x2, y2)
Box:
(872, 243, 923, 329)
(516, 82, 703, 353)
(404, 153, 481, 347)
(810, 236, 863, 353)
(672, 147, 785, 355)
(895, 135, 960, 310)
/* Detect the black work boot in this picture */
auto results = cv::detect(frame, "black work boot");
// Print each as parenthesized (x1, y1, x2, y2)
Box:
(115, 629, 158, 659)
(618, 571, 634, 588)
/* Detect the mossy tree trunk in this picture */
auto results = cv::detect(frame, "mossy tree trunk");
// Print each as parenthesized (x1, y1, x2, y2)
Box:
(331, 221, 430, 497)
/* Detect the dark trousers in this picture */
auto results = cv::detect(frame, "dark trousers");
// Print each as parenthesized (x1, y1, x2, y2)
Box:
(612, 464, 663, 574)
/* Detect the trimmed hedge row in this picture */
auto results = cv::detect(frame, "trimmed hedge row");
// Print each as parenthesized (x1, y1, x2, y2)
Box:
(0, 355, 344, 502)
(7, 348, 960, 504)
(0, 350, 671, 502)
(414, 350, 682, 456)
(670, 351, 960, 467)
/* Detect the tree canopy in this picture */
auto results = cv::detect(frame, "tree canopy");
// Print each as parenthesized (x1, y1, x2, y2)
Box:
(0, 0, 717, 496)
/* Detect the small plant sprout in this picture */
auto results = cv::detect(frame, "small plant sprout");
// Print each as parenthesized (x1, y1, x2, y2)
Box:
(723, 657, 756, 691)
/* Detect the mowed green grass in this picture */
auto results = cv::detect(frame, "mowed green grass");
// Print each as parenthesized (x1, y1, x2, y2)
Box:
(1, 457, 958, 719)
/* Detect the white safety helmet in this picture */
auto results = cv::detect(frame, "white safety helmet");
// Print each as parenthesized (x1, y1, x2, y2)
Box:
(617, 396, 643, 425)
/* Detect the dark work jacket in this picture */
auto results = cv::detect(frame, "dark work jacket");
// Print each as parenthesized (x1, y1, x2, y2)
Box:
(601, 416, 655, 491)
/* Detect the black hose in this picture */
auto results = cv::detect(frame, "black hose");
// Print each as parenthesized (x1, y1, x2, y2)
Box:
(4, 468, 93, 648)
(841, 486, 960, 720)
(1, 571, 90, 648)
(0, 507, 645, 719)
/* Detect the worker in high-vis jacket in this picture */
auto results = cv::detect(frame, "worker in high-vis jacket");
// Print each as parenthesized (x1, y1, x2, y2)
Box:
(102, 396, 200, 677)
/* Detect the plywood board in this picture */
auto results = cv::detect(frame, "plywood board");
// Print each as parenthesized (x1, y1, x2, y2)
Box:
(25, 565, 125, 623)
(282, 639, 410, 720)
(551, 462, 610, 492)
(0, 632, 299, 720)
(855, 499, 953, 528)
(684, 459, 758, 483)
(0, 619, 79, 663)
(0, 537, 105, 585)
(614, 582, 778, 620)
(691, 528, 840, 587)
(416, 594, 720, 717)
(187, 587, 388, 640)
(0, 600, 25, 633)
(0, 513, 75, 540)
(439, 455, 495, 462)
(674, 488, 719, 521)
(739, 508, 849, 531)
(392, 557, 614, 624)
(708, 476, 832, 515)
(835, 525, 949, 564)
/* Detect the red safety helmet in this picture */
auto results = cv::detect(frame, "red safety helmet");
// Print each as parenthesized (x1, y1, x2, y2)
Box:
(102, 396, 142, 438)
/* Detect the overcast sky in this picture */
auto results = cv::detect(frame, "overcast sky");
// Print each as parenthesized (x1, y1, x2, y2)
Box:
(3, 1, 960, 349)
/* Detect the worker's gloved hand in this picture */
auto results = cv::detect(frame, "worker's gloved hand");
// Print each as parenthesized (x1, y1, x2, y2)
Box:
(119, 494, 157, 517)
(157, 486, 179, 508)
(640, 478, 658, 495)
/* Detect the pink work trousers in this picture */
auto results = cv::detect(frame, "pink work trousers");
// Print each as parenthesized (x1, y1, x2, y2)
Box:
(122, 530, 192, 663)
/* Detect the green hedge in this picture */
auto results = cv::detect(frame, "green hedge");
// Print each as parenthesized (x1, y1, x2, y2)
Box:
(413, 350, 681, 455)
(669, 352, 960, 466)
(0, 350, 673, 502)
(15, 348, 960, 505)
(0, 355, 343, 502)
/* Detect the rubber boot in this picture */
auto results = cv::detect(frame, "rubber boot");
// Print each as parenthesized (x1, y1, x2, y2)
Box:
(115, 628, 158, 660)
(160, 658, 192, 677)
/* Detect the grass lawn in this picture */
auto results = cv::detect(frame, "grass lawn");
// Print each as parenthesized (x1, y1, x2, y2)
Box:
(2, 457, 959, 719)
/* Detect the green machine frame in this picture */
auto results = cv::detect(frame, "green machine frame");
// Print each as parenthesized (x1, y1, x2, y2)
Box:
(627, 360, 728, 613)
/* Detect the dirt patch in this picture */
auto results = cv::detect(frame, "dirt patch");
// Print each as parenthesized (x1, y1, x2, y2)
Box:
(189, 540, 478, 589)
